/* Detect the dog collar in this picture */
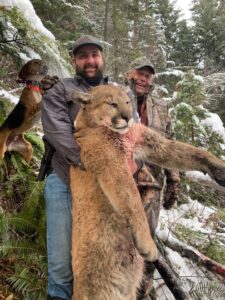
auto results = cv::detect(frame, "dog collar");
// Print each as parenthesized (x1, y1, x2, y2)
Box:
(26, 84, 42, 92)
(17, 79, 43, 93)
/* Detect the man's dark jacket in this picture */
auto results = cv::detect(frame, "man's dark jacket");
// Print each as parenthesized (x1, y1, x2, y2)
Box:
(41, 75, 108, 185)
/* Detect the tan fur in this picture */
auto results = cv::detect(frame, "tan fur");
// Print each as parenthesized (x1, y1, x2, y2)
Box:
(70, 85, 225, 300)
(0, 59, 48, 162)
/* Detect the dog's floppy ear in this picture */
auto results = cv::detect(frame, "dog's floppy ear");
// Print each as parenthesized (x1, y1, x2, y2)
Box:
(18, 61, 30, 80)
(71, 91, 90, 107)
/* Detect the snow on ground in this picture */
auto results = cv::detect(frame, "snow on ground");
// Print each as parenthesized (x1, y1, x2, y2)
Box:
(185, 171, 212, 182)
(153, 248, 208, 299)
(159, 197, 217, 233)
(155, 196, 225, 299)
(0, 88, 19, 104)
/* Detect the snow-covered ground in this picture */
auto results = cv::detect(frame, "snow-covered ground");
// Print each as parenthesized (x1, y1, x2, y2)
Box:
(155, 196, 225, 300)
(0, 88, 19, 104)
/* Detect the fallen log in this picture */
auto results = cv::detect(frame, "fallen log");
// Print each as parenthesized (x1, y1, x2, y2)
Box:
(159, 233, 225, 278)
(154, 257, 191, 300)
(153, 239, 191, 300)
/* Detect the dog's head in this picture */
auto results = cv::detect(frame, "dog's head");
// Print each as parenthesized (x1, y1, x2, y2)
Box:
(18, 59, 48, 81)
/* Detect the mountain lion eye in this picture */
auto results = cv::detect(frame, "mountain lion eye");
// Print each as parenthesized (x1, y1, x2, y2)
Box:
(109, 102, 118, 108)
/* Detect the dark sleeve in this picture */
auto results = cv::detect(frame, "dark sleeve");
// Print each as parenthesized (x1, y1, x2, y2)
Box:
(41, 80, 80, 165)
(165, 103, 180, 183)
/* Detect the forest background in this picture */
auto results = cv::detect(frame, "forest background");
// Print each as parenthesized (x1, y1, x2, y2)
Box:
(0, 0, 225, 299)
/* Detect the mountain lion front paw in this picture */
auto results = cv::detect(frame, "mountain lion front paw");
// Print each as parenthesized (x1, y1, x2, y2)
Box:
(133, 233, 158, 262)
(210, 164, 225, 187)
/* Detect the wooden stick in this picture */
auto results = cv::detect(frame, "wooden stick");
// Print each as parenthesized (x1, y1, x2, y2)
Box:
(163, 238, 225, 278)
(153, 240, 192, 300)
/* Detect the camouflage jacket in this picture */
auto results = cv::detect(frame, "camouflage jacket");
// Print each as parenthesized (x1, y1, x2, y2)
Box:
(135, 92, 180, 196)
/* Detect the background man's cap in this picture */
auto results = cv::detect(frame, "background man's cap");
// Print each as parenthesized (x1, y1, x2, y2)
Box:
(72, 35, 103, 55)
(128, 57, 155, 74)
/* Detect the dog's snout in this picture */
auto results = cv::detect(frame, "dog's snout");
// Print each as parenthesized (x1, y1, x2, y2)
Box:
(41, 65, 49, 76)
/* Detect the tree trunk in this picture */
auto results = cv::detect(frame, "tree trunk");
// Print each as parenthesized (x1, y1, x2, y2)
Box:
(103, 0, 110, 41)
(132, 0, 139, 48)
(112, 0, 119, 81)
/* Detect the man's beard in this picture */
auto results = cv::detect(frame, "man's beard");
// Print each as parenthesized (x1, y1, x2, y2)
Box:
(76, 63, 104, 80)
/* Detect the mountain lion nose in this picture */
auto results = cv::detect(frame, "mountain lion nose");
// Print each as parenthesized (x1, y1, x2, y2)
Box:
(121, 114, 130, 123)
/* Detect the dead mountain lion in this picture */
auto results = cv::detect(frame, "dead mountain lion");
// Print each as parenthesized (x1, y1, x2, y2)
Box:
(70, 85, 225, 300)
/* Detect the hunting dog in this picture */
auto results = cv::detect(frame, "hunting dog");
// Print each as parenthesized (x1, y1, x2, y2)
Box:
(0, 59, 48, 163)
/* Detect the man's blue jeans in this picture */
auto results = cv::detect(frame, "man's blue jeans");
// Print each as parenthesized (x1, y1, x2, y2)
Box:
(45, 171, 73, 299)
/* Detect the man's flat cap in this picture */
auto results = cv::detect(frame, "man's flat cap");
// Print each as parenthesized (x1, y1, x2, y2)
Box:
(72, 35, 103, 55)
(128, 57, 155, 74)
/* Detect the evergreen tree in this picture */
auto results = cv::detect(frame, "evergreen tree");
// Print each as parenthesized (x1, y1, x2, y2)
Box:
(170, 20, 198, 67)
(30, 0, 168, 79)
(110, 0, 130, 81)
(94, 0, 167, 80)
(214, 0, 225, 68)
(154, 0, 181, 59)
(120, 0, 167, 71)
(191, 0, 225, 73)
(172, 102, 207, 146)
(172, 70, 224, 157)
(174, 69, 207, 107)
(204, 72, 225, 126)
(30, 0, 96, 48)
(172, 70, 207, 145)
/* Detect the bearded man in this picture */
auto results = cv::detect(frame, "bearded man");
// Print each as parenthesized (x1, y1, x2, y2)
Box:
(41, 35, 108, 300)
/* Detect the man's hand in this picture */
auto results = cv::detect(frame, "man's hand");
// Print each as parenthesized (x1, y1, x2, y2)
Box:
(163, 181, 180, 210)
(41, 75, 59, 92)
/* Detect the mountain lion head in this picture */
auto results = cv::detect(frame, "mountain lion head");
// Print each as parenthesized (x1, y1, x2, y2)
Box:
(72, 85, 134, 134)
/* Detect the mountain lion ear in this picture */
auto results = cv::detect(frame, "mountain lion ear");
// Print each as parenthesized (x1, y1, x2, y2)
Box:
(71, 91, 90, 107)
